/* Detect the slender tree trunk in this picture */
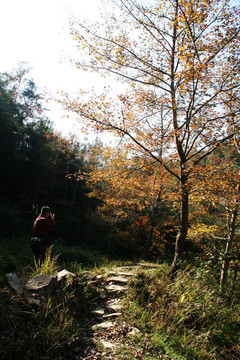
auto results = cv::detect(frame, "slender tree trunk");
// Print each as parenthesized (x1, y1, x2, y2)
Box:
(145, 189, 162, 254)
(170, 172, 189, 276)
(65, 163, 69, 213)
(146, 223, 155, 255)
(220, 185, 239, 290)
(146, 106, 165, 255)
(69, 180, 77, 217)
(169, 0, 189, 276)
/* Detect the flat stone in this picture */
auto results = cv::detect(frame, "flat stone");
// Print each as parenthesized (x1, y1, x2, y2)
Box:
(107, 276, 128, 284)
(106, 300, 123, 312)
(91, 309, 105, 317)
(92, 321, 115, 330)
(107, 304, 123, 312)
(103, 312, 122, 319)
(25, 275, 57, 298)
(106, 284, 127, 295)
(118, 271, 134, 276)
(57, 269, 76, 279)
(108, 271, 134, 277)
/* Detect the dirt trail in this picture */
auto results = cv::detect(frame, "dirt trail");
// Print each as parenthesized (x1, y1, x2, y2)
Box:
(70, 265, 141, 360)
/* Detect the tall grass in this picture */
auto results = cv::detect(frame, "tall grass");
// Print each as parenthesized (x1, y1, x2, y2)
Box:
(124, 264, 240, 360)
(31, 252, 60, 276)
(0, 252, 91, 360)
(0, 236, 113, 359)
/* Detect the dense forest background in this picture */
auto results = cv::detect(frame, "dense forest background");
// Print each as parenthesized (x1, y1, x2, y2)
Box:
(0, 68, 103, 250)
(1, 66, 240, 290)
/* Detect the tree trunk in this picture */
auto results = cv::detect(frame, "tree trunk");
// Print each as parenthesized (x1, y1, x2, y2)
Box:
(220, 190, 239, 290)
(145, 189, 162, 254)
(169, 0, 189, 276)
(170, 173, 189, 276)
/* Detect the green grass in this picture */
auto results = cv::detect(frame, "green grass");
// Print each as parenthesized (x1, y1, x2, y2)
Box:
(54, 241, 108, 270)
(122, 264, 240, 360)
(0, 236, 109, 279)
(1, 237, 240, 360)
(0, 236, 32, 277)
(0, 248, 93, 360)
(0, 236, 111, 359)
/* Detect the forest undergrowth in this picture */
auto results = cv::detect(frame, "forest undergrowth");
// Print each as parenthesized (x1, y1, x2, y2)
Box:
(0, 238, 240, 359)
(122, 264, 240, 360)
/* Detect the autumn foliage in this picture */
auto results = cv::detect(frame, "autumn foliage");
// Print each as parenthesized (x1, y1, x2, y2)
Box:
(64, 0, 240, 273)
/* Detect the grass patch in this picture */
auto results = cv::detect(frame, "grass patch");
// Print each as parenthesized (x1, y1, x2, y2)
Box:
(0, 236, 110, 279)
(0, 253, 94, 360)
(0, 236, 33, 277)
(0, 284, 88, 360)
(53, 241, 109, 270)
(3, 237, 239, 359)
(123, 264, 240, 360)
(0, 237, 126, 360)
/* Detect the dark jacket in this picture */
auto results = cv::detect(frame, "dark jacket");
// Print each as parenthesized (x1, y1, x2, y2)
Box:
(33, 215, 56, 247)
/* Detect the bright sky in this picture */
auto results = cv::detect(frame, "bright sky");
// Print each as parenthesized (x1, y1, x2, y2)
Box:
(1, 0, 239, 139)
(0, 0, 107, 138)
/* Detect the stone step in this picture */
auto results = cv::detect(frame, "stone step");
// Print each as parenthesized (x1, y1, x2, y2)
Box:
(103, 312, 122, 319)
(108, 270, 134, 277)
(116, 265, 141, 271)
(106, 284, 127, 295)
(106, 303, 123, 312)
(92, 321, 116, 331)
(90, 308, 105, 317)
(106, 298, 123, 311)
(106, 276, 128, 284)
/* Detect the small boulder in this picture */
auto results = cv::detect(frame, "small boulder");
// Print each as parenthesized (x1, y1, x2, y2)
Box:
(4, 273, 23, 296)
(57, 269, 76, 289)
(25, 274, 57, 298)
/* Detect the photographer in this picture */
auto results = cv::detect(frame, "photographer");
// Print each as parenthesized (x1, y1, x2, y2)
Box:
(31, 206, 56, 262)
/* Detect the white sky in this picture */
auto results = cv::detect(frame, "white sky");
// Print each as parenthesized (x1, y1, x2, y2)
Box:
(0, 0, 239, 140)
(0, 0, 108, 139)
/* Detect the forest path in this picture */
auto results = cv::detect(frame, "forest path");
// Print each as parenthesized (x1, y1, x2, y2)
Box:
(70, 264, 146, 360)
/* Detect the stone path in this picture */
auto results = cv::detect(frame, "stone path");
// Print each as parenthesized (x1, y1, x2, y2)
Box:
(70, 265, 141, 360)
